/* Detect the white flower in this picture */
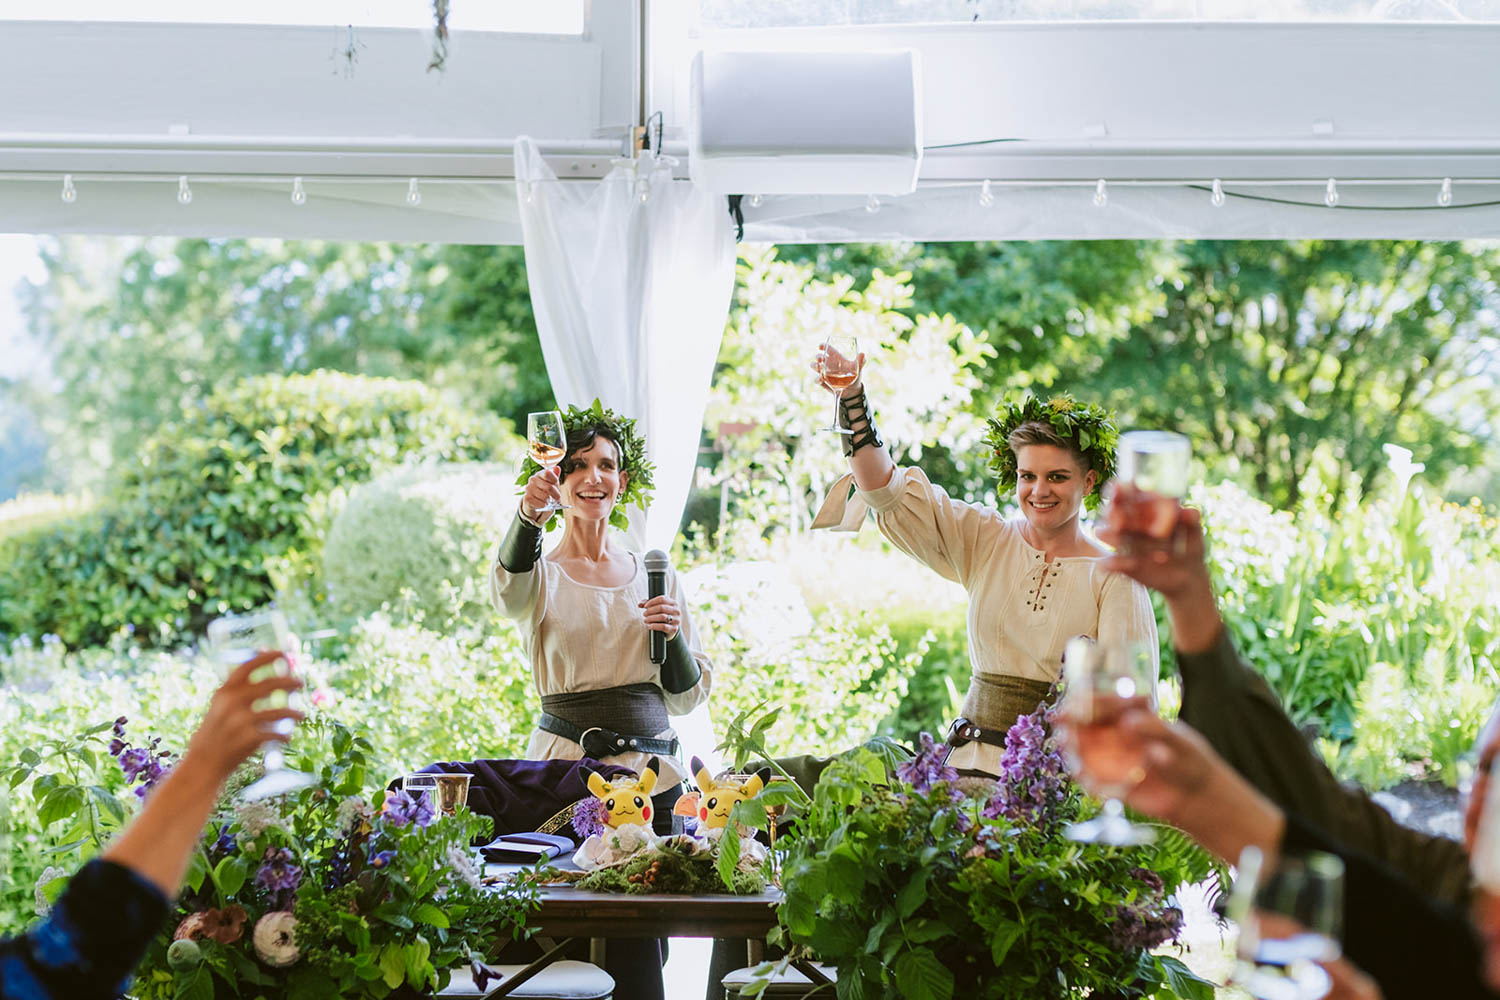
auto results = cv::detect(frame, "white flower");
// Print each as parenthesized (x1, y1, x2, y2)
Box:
(234, 800, 280, 838)
(252, 911, 300, 967)
(572, 823, 658, 871)
(33, 866, 68, 917)
(446, 845, 482, 889)
(336, 797, 373, 830)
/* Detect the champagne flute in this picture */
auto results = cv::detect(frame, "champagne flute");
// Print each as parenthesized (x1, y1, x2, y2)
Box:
(1116, 430, 1191, 541)
(818, 336, 859, 435)
(1061, 637, 1158, 846)
(526, 410, 571, 513)
(206, 609, 314, 801)
(1229, 846, 1345, 1000)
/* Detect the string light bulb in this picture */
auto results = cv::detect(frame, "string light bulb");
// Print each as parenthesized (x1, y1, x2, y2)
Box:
(406, 178, 422, 206)
(1210, 178, 1225, 208)
(1438, 177, 1453, 207)
(177, 176, 193, 205)
(979, 179, 994, 208)
(635, 177, 651, 203)
(60, 174, 76, 204)
(1093, 178, 1108, 208)
(520, 181, 534, 204)
(291, 177, 306, 205)
(1324, 178, 1339, 208)
(865, 194, 881, 214)
(747, 193, 763, 208)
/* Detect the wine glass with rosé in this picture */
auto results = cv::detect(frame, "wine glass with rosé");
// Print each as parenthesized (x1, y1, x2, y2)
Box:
(526, 410, 571, 514)
(1115, 430, 1191, 542)
(818, 336, 860, 435)
(1060, 637, 1159, 846)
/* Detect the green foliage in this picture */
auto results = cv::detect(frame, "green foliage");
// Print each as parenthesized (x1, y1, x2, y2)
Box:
(0, 372, 509, 647)
(323, 463, 514, 629)
(573, 837, 768, 895)
(119, 720, 539, 1000)
(766, 748, 1218, 1000)
(688, 561, 911, 757)
(0, 491, 96, 542)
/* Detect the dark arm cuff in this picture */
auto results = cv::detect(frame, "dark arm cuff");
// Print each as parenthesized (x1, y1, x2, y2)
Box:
(659, 632, 702, 695)
(11, 858, 170, 998)
(497, 511, 543, 573)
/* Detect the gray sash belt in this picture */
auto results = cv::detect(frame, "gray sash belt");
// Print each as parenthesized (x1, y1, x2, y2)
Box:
(947, 673, 1054, 749)
(538, 682, 678, 759)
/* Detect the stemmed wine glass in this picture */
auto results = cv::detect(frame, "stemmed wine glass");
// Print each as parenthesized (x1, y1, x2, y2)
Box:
(1060, 637, 1159, 846)
(1115, 430, 1191, 542)
(206, 609, 315, 801)
(818, 336, 859, 435)
(526, 410, 570, 513)
(1228, 845, 1346, 1000)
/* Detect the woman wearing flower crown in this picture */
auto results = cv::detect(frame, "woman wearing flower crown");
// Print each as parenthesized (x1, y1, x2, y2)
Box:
(490, 401, 712, 823)
(810, 347, 1157, 777)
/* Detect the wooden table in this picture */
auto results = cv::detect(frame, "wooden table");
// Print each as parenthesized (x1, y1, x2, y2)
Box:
(482, 873, 829, 997)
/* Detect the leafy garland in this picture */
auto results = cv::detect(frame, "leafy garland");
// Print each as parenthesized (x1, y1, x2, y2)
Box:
(514, 399, 656, 533)
(983, 393, 1118, 511)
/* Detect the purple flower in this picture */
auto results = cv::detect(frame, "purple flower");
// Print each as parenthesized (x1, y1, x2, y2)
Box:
(112, 716, 128, 737)
(571, 797, 610, 840)
(254, 847, 303, 907)
(210, 826, 237, 858)
(369, 850, 396, 869)
(982, 701, 1069, 831)
(107, 738, 126, 757)
(897, 733, 959, 795)
(1107, 903, 1183, 950)
(118, 747, 151, 782)
(381, 789, 435, 829)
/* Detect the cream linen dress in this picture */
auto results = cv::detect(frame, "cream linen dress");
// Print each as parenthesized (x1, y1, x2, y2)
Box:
(490, 549, 713, 788)
(860, 466, 1158, 774)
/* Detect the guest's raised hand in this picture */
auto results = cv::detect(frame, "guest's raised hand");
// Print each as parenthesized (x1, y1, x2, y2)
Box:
(809, 341, 866, 397)
(1097, 484, 1210, 602)
(185, 651, 304, 783)
(639, 594, 682, 640)
(521, 465, 563, 525)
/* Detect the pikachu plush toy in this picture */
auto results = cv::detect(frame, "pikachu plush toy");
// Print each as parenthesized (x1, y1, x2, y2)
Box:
(679, 756, 772, 834)
(572, 757, 662, 870)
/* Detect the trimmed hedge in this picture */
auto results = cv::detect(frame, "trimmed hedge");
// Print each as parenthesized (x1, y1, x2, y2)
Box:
(323, 462, 512, 628)
(0, 372, 511, 647)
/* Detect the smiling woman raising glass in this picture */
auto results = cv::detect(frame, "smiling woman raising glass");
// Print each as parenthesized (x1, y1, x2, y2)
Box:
(810, 345, 1156, 777)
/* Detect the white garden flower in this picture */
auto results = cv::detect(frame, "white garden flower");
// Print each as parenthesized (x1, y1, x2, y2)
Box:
(446, 845, 482, 889)
(252, 911, 300, 967)
(33, 866, 68, 917)
(336, 797, 373, 830)
(234, 799, 280, 837)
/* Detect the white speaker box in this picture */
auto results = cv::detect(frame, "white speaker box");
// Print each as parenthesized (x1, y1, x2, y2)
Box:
(689, 49, 923, 196)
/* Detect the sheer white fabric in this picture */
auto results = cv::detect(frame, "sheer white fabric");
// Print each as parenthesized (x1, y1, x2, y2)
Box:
(513, 136, 736, 551)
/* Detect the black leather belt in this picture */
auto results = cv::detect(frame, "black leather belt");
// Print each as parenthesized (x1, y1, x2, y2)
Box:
(946, 716, 1010, 750)
(537, 712, 680, 759)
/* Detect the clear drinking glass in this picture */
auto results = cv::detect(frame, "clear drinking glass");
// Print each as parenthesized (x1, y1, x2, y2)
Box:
(526, 410, 571, 513)
(1061, 637, 1158, 846)
(819, 336, 859, 434)
(1229, 846, 1346, 1000)
(404, 772, 472, 816)
(1116, 430, 1191, 540)
(206, 609, 314, 801)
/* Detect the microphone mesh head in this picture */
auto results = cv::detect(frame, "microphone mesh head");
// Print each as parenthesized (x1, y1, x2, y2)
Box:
(643, 549, 670, 573)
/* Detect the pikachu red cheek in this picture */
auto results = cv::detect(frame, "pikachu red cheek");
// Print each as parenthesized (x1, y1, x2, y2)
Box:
(700, 807, 709, 822)
(642, 805, 652, 822)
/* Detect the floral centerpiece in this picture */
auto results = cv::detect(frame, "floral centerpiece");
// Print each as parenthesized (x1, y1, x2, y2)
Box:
(757, 703, 1224, 1000)
(124, 721, 539, 1000)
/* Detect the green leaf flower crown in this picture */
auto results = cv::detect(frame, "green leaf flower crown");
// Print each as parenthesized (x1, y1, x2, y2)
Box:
(983, 393, 1118, 511)
(516, 399, 656, 532)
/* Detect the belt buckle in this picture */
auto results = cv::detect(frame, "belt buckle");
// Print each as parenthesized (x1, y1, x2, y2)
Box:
(578, 726, 611, 759)
(947, 717, 973, 747)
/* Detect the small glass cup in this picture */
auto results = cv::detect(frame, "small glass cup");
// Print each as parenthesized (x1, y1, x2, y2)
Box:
(206, 609, 314, 801)
(404, 772, 471, 816)
(1116, 430, 1191, 542)
(1228, 846, 1345, 1000)
(1060, 637, 1158, 846)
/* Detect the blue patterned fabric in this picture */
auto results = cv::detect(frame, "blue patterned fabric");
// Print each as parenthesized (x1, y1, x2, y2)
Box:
(0, 859, 168, 1000)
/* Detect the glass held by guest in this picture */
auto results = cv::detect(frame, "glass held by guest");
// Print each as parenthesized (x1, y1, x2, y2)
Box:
(490, 401, 713, 832)
(808, 344, 1156, 776)
(0, 653, 303, 1000)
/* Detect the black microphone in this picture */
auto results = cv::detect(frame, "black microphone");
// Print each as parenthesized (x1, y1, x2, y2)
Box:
(644, 549, 669, 665)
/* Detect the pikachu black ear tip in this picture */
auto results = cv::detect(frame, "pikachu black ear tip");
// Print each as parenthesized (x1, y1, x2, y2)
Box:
(754, 766, 772, 784)
(690, 755, 706, 774)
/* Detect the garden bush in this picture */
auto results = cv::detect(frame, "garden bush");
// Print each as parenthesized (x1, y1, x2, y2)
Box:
(0, 372, 513, 647)
(0, 492, 96, 543)
(323, 462, 513, 629)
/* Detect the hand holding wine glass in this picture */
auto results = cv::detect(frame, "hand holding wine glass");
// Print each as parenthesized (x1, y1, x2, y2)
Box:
(815, 336, 862, 434)
(1112, 430, 1191, 547)
(525, 410, 570, 516)
(1059, 638, 1159, 846)
(1229, 846, 1347, 1000)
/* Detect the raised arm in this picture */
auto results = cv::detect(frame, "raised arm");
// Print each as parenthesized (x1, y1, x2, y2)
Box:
(813, 343, 894, 491)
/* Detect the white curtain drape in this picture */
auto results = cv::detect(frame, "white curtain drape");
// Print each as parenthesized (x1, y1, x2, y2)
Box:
(514, 136, 736, 551)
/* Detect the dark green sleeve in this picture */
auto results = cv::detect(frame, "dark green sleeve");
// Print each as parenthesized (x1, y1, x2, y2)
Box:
(496, 511, 543, 573)
(659, 633, 701, 694)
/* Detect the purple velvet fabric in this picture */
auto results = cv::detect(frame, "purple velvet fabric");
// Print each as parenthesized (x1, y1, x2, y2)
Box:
(399, 757, 634, 842)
